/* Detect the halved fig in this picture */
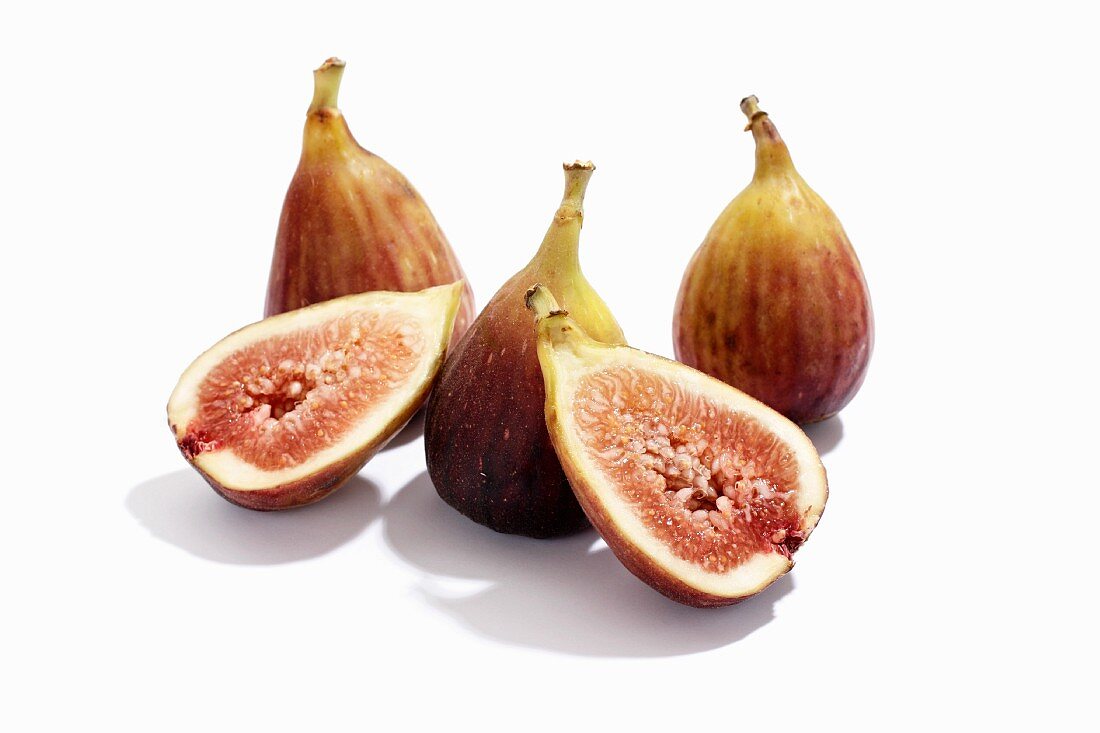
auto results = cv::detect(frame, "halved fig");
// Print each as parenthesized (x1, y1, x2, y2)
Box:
(168, 283, 463, 510)
(526, 285, 828, 607)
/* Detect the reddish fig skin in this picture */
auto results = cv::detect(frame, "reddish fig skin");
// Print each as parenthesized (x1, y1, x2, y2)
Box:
(265, 57, 475, 341)
(674, 96, 873, 424)
(177, 439, 380, 511)
(425, 163, 625, 538)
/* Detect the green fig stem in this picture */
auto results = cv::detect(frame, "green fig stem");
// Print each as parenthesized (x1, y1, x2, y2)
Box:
(310, 57, 346, 113)
(529, 161, 595, 272)
(740, 95, 795, 177)
(559, 160, 595, 219)
(525, 284, 567, 321)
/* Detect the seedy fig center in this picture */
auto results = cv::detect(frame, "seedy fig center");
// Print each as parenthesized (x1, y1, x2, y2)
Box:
(184, 311, 423, 468)
(574, 367, 807, 570)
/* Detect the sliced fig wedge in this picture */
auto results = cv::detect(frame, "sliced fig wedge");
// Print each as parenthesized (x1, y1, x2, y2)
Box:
(526, 285, 827, 607)
(168, 283, 463, 510)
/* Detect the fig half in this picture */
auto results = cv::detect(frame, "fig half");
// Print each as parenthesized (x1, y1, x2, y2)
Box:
(168, 283, 462, 510)
(527, 285, 828, 607)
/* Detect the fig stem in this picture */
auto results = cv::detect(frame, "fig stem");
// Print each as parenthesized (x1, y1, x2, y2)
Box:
(739, 95, 793, 176)
(559, 161, 595, 218)
(310, 57, 346, 113)
(529, 161, 595, 272)
(740, 95, 766, 129)
(525, 284, 566, 321)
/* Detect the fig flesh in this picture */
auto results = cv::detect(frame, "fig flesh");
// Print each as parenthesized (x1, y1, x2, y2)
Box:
(424, 162, 625, 538)
(168, 283, 462, 510)
(265, 58, 475, 343)
(674, 96, 873, 424)
(527, 285, 827, 607)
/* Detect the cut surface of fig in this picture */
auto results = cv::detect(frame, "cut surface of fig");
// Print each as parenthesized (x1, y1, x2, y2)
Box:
(528, 286, 826, 607)
(183, 310, 423, 469)
(168, 283, 462, 510)
(573, 368, 808, 571)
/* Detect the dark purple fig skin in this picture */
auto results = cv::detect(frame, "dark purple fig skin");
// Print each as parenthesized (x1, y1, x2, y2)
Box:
(424, 162, 624, 538)
(424, 277, 588, 538)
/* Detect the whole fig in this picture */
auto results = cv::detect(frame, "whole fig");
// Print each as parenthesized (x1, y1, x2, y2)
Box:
(674, 96, 873, 424)
(425, 162, 625, 538)
(265, 58, 475, 342)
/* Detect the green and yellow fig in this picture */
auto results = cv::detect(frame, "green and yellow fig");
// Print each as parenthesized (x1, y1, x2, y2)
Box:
(424, 162, 625, 538)
(265, 57, 475, 342)
(674, 96, 873, 424)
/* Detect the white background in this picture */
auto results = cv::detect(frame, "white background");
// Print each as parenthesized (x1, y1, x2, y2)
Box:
(2, 2, 1096, 730)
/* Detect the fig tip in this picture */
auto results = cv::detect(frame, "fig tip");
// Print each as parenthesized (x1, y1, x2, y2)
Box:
(740, 96, 768, 129)
(317, 57, 346, 71)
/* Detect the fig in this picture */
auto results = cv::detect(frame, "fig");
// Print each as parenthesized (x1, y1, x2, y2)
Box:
(264, 57, 475, 343)
(674, 96, 873, 424)
(168, 283, 463, 510)
(526, 285, 827, 607)
(424, 162, 625, 538)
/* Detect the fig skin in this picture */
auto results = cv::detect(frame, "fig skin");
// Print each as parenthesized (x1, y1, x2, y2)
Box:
(184, 441, 377, 512)
(265, 57, 475, 343)
(526, 285, 827, 607)
(168, 285, 463, 511)
(424, 163, 625, 538)
(674, 96, 873, 424)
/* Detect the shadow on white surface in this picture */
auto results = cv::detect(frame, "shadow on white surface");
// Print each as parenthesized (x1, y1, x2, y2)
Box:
(803, 415, 844, 456)
(379, 409, 425, 452)
(383, 471, 794, 657)
(126, 470, 381, 564)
